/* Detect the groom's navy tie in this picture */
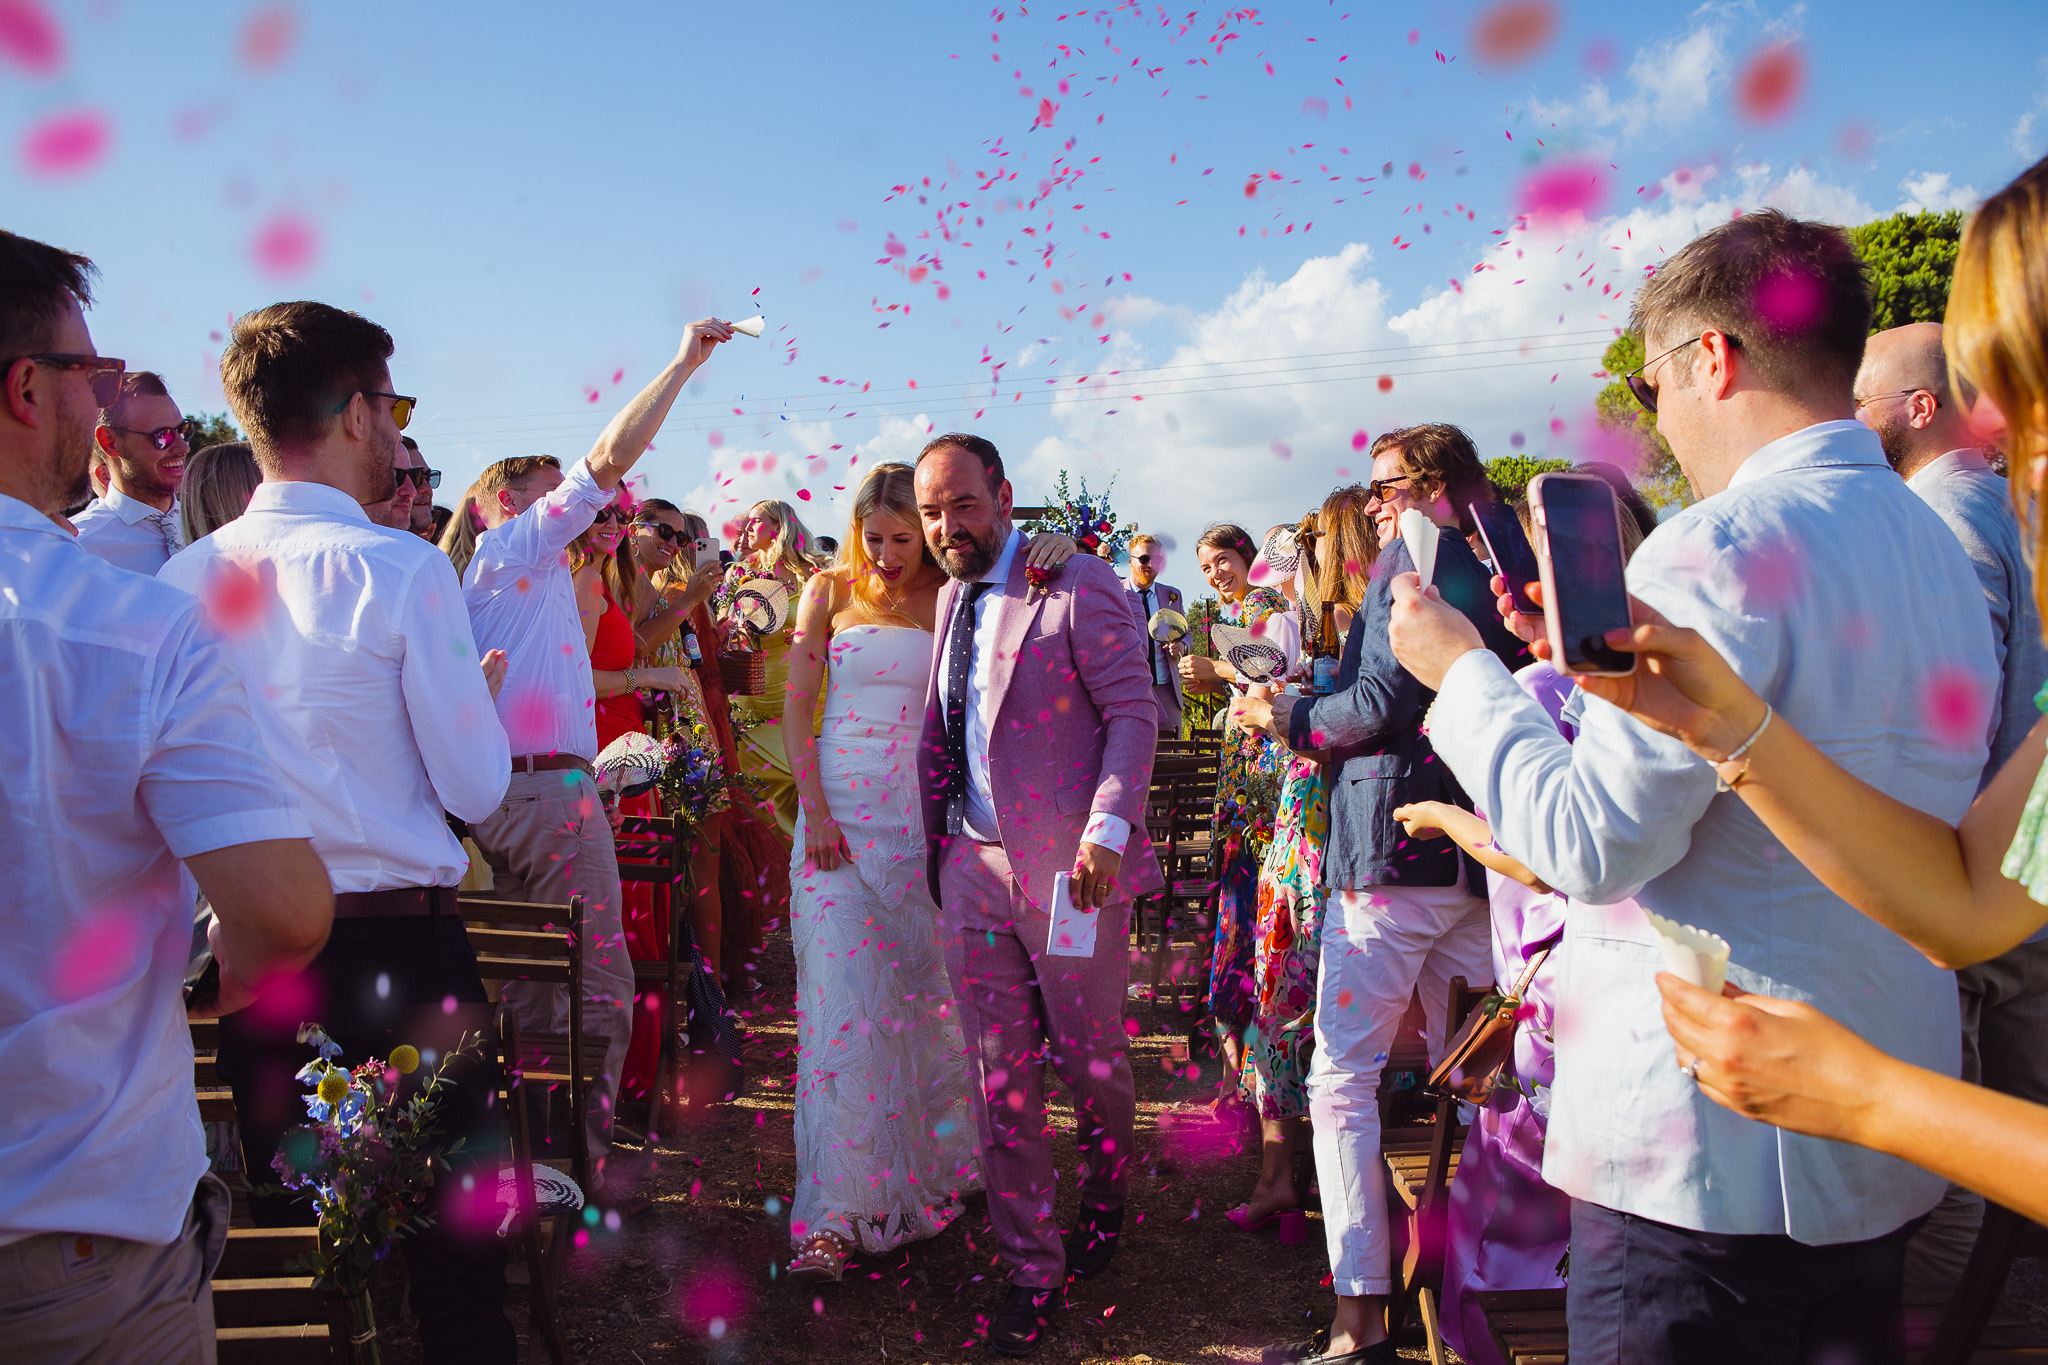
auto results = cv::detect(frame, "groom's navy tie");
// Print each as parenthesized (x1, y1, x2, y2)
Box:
(942, 580, 993, 836)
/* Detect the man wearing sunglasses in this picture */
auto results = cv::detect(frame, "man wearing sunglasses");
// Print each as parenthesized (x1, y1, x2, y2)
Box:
(73, 370, 193, 574)
(1122, 532, 1186, 735)
(365, 433, 440, 539)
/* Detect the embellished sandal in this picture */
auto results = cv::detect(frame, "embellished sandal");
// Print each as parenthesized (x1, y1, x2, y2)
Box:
(787, 1231, 855, 1284)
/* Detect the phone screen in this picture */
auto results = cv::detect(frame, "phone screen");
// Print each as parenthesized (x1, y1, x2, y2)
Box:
(1470, 502, 1542, 614)
(1536, 476, 1633, 674)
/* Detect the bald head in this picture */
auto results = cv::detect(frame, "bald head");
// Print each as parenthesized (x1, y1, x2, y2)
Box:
(1855, 322, 1975, 477)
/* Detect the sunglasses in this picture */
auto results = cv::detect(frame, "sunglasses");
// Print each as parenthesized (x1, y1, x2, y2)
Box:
(1133, 553, 1153, 565)
(5, 353, 128, 407)
(108, 417, 202, 451)
(591, 506, 628, 525)
(634, 520, 682, 542)
(1624, 332, 1739, 414)
(333, 390, 417, 430)
(1853, 387, 1933, 412)
(1366, 475, 1414, 503)
(394, 465, 442, 490)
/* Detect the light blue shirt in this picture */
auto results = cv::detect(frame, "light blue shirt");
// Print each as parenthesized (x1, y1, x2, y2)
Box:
(1429, 420, 1995, 1244)
(72, 485, 181, 576)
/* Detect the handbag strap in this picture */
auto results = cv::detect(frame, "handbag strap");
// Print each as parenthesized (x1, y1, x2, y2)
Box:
(1504, 930, 1564, 1001)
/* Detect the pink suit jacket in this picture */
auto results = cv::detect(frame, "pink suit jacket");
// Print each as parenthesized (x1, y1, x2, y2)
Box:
(917, 546, 1164, 909)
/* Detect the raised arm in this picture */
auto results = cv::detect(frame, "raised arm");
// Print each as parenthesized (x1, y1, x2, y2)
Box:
(586, 318, 733, 492)
(785, 573, 851, 873)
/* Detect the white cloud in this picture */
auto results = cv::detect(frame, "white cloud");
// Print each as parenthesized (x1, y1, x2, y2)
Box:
(2012, 54, 2048, 157)
(1530, 22, 1729, 143)
(1895, 171, 1978, 215)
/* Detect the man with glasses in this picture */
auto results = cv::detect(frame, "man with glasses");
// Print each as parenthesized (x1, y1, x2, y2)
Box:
(1122, 532, 1186, 735)
(74, 370, 194, 573)
(1855, 321, 2048, 1300)
(1390, 212, 1995, 1365)
(461, 316, 732, 1208)
(365, 432, 440, 537)
(0, 232, 332, 1362)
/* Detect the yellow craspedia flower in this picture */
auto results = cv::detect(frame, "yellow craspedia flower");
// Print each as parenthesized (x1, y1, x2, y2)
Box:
(388, 1045, 420, 1075)
(316, 1070, 350, 1105)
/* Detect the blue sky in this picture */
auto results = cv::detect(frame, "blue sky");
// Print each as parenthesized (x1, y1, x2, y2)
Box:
(7, 0, 2046, 577)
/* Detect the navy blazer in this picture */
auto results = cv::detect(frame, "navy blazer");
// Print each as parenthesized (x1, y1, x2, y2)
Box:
(1288, 531, 1529, 891)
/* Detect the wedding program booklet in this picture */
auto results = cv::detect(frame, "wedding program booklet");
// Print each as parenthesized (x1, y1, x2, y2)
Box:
(1046, 872, 1098, 957)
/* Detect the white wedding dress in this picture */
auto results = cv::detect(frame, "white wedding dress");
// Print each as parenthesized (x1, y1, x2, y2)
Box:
(789, 623, 984, 1253)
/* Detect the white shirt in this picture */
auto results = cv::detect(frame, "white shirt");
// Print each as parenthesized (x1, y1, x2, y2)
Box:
(72, 485, 182, 575)
(1428, 421, 1993, 1244)
(0, 494, 307, 1246)
(462, 457, 612, 761)
(946, 528, 1128, 853)
(159, 482, 509, 892)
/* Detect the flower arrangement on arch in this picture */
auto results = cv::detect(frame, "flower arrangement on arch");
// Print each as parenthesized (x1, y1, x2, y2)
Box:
(1023, 470, 1137, 563)
(271, 1023, 486, 1363)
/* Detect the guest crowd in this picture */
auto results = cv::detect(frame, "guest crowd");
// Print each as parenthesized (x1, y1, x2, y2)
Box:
(9, 152, 2048, 1365)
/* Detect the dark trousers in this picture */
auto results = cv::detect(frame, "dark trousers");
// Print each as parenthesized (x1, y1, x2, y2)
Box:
(1567, 1199, 1919, 1365)
(217, 913, 516, 1364)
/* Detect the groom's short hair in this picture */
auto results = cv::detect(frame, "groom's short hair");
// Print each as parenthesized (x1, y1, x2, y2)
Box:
(918, 432, 1004, 494)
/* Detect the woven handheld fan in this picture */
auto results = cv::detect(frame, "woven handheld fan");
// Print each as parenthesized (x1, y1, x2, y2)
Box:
(1209, 621, 1289, 685)
(1148, 607, 1190, 645)
(728, 578, 791, 636)
(1260, 523, 1301, 576)
(595, 731, 667, 800)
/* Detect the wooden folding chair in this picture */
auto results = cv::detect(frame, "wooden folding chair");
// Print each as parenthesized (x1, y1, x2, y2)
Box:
(494, 1009, 576, 1365)
(1384, 974, 1494, 1364)
(460, 894, 607, 1195)
(1476, 1286, 1569, 1365)
(615, 813, 692, 1126)
(1918, 1202, 2048, 1364)
(211, 1227, 348, 1363)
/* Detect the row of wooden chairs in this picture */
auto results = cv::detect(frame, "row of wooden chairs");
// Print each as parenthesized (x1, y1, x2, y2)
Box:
(1134, 735, 1224, 1010)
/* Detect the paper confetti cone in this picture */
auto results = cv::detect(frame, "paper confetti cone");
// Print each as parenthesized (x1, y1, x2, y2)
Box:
(1644, 910, 1732, 995)
(1399, 507, 1440, 590)
(731, 316, 766, 337)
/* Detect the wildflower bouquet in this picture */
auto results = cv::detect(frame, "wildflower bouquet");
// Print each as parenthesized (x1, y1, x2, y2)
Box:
(1024, 470, 1137, 562)
(657, 717, 750, 834)
(272, 1024, 484, 1364)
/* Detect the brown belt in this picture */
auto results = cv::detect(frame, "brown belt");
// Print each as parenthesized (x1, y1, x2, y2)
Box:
(511, 753, 595, 778)
(332, 884, 458, 919)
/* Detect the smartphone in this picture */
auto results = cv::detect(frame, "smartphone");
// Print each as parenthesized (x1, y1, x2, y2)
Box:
(1469, 501, 1543, 615)
(692, 536, 722, 569)
(1529, 472, 1635, 677)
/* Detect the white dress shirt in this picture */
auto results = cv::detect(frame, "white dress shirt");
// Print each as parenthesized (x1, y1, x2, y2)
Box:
(0, 494, 307, 1247)
(159, 482, 509, 892)
(462, 456, 612, 761)
(72, 485, 182, 575)
(946, 528, 1129, 853)
(1429, 420, 1995, 1245)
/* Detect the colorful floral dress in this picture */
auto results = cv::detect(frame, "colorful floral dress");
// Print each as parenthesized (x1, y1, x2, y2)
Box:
(2000, 680, 2048, 898)
(1207, 585, 1292, 1029)
(1239, 750, 1329, 1117)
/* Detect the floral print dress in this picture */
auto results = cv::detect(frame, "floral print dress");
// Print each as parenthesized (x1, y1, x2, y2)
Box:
(1207, 585, 1293, 1029)
(1239, 751, 1329, 1117)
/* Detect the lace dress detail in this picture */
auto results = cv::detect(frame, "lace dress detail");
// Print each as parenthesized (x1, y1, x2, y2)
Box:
(790, 625, 984, 1253)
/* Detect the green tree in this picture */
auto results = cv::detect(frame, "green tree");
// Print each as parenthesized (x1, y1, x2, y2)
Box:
(1591, 332, 1691, 508)
(1848, 209, 1964, 332)
(1484, 453, 1571, 503)
(185, 410, 241, 451)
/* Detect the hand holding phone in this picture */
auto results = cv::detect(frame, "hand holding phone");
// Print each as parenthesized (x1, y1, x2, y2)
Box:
(1529, 473, 1636, 677)
(1470, 501, 1543, 616)
(692, 535, 722, 570)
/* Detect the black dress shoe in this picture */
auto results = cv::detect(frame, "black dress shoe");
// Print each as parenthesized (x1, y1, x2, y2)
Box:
(989, 1283, 1056, 1357)
(1062, 1203, 1124, 1279)
(1261, 1333, 1393, 1365)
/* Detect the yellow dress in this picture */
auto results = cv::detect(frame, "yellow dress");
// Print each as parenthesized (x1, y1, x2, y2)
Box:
(715, 559, 812, 839)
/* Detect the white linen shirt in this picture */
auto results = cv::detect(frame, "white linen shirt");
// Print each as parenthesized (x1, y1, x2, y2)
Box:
(1428, 420, 1995, 1245)
(0, 494, 307, 1247)
(946, 528, 1129, 853)
(462, 456, 612, 761)
(159, 481, 509, 891)
(72, 485, 181, 575)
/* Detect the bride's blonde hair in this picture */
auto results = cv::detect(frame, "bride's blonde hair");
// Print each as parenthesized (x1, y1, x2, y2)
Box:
(840, 462, 932, 625)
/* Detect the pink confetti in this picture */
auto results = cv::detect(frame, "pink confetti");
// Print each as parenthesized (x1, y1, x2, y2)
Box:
(1755, 269, 1826, 333)
(239, 4, 297, 70)
(251, 211, 318, 277)
(1270, 439, 1292, 460)
(20, 109, 108, 177)
(1922, 666, 1990, 751)
(1034, 97, 1058, 127)
(1377, 375, 1394, 393)
(1472, 1, 1557, 66)
(1737, 42, 1802, 122)
(0, 0, 60, 72)
(1517, 160, 1606, 228)
(51, 905, 151, 1004)
(1351, 430, 1370, 450)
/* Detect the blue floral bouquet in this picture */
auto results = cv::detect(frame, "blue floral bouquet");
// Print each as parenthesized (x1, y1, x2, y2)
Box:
(1024, 470, 1137, 561)
(657, 718, 750, 834)
(272, 1024, 484, 1363)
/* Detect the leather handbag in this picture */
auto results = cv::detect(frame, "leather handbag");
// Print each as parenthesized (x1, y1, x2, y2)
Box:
(1423, 933, 1560, 1104)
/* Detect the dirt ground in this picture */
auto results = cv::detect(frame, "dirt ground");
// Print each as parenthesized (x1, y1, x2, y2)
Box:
(368, 920, 2048, 1364)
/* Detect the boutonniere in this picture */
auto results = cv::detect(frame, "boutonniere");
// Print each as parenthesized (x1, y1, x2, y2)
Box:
(1025, 560, 1060, 601)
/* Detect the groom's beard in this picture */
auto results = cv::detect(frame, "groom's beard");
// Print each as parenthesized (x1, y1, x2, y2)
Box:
(933, 521, 1004, 581)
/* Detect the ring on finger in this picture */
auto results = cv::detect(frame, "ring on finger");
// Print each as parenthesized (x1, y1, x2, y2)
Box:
(1681, 1058, 1703, 1083)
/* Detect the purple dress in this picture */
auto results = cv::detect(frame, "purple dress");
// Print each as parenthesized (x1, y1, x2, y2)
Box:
(1439, 664, 1578, 1365)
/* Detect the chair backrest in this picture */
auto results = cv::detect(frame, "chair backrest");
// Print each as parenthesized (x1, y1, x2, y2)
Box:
(211, 1227, 347, 1363)
(614, 812, 687, 887)
(460, 894, 597, 1190)
(191, 1018, 237, 1124)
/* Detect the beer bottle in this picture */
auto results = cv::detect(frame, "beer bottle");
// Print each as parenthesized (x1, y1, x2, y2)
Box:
(1312, 603, 1340, 696)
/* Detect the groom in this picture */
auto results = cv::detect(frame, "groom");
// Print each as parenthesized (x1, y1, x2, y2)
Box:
(914, 435, 1162, 1357)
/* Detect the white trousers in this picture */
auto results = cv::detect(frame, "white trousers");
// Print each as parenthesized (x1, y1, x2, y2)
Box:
(1309, 878, 1493, 1296)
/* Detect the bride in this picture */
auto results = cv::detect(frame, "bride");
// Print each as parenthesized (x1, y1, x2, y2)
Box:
(781, 462, 1074, 1282)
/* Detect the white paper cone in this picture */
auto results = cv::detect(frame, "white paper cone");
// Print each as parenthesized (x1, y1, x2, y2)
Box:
(732, 316, 766, 338)
(1645, 910, 1731, 996)
(1399, 508, 1441, 590)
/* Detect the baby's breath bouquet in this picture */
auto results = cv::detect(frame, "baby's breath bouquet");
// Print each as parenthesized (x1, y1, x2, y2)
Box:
(272, 1024, 484, 1363)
